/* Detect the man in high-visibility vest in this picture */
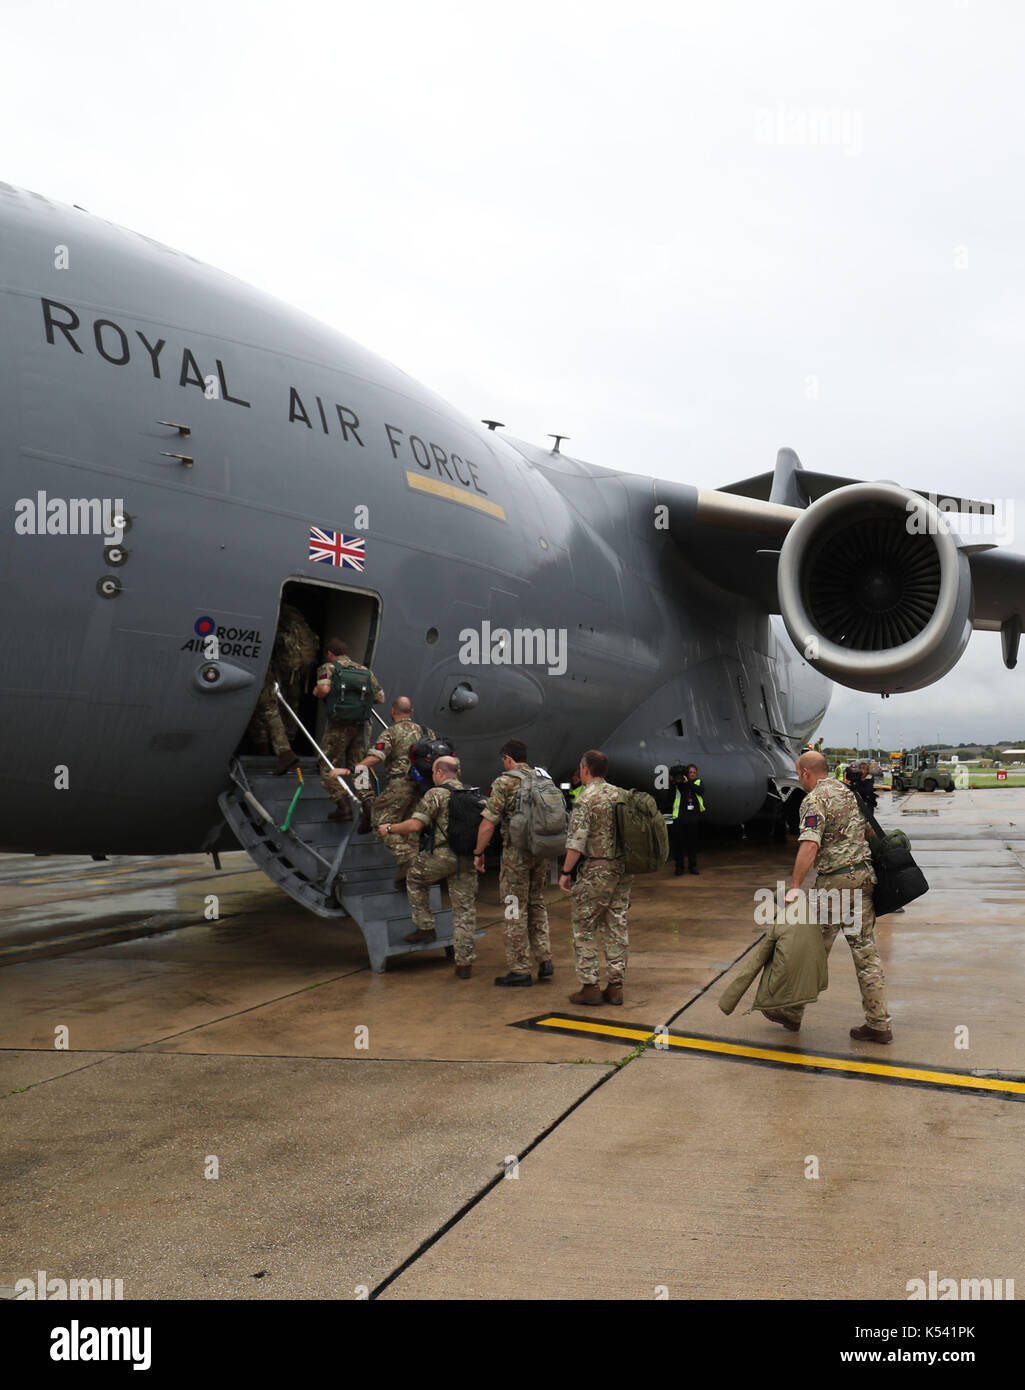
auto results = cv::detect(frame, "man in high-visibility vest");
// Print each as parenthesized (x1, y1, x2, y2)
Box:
(669, 762, 705, 876)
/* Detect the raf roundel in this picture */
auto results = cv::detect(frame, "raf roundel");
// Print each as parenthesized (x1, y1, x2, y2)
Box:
(194, 615, 216, 636)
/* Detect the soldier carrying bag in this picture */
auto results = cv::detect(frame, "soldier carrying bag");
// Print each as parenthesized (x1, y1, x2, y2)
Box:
(614, 789, 670, 874)
(854, 790, 929, 916)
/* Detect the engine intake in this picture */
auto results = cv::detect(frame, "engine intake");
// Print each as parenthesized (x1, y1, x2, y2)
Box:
(778, 483, 973, 694)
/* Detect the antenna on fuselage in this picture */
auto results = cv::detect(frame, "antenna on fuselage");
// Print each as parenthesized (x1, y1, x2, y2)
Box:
(481, 419, 505, 431)
(548, 434, 569, 454)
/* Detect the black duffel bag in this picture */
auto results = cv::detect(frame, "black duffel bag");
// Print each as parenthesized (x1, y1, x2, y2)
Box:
(854, 788, 929, 916)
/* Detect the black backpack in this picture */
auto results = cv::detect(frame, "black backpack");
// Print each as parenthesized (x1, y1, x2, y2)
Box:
(409, 735, 452, 792)
(444, 786, 487, 856)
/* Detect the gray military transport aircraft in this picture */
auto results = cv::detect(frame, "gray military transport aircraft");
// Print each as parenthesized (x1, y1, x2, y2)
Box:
(3, 183, 1023, 965)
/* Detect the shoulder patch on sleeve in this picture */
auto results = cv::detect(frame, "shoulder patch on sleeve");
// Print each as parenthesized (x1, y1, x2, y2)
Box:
(803, 813, 819, 828)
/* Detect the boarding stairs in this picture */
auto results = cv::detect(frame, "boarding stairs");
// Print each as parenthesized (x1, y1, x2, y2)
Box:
(218, 755, 457, 972)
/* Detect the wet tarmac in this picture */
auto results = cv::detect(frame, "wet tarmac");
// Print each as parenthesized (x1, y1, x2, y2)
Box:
(2, 789, 1024, 1300)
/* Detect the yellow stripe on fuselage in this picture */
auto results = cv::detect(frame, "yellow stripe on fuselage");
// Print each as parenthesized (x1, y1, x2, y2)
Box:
(405, 471, 506, 521)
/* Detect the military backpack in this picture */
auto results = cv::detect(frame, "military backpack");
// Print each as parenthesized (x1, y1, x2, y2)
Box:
(506, 767, 568, 860)
(614, 789, 670, 874)
(409, 734, 451, 792)
(444, 786, 487, 856)
(420, 785, 485, 856)
(325, 662, 375, 722)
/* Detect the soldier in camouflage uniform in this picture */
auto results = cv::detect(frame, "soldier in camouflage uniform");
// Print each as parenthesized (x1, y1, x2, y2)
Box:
(379, 756, 478, 978)
(333, 696, 425, 880)
(765, 749, 892, 1042)
(246, 602, 319, 774)
(473, 739, 554, 987)
(313, 638, 384, 820)
(558, 749, 633, 1006)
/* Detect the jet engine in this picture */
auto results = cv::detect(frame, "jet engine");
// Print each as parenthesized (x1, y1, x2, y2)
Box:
(777, 483, 974, 695)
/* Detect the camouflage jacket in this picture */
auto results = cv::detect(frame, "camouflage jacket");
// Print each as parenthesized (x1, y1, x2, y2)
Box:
(412, 778, 467, 850)
(798, 777, 873, 876)
(369, 717, 424, 784)
(565, 779, 624, 860)
(273, 603, 318, 674)
(481, 762, 533, 835)
(316, 656, 384, 717)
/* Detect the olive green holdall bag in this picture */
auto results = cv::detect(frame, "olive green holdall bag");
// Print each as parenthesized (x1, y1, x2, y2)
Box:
(615, 790, 670, 874)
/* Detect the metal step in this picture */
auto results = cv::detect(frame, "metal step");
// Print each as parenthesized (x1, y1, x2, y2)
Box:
(219, 757, 472, 972)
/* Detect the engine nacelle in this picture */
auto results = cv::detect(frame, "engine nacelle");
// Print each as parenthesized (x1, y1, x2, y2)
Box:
(777, 483, 974, 695)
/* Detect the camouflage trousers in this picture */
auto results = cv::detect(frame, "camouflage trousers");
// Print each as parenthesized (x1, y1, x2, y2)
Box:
(320, 720, 370, 803)
(372, 779, 419, 869)
(778, 864, 890, 1029)
(500, 847, 553, 974)
(246, 670, 297, 755)
(570, 859, 632, 986)
(407, 847, 478, 966)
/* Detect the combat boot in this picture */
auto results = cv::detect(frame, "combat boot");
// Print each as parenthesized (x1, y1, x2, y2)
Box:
(357, 803, 374, 835)
(602, 981, 623, 1006)
(850, 1024, 893, 1044)
(569, 984, 602, 1006)
(762, 1008, 800, 1032)
(328, 802, 353, 822)
(455, 965, 472, 979)
(494, 972, 532, 987)
(403, 928, 436, 944)
(537, 960, 554, 981)
(274, 751, 300, 775)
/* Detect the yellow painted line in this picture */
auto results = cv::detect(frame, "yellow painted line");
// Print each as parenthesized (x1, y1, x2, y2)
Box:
(536, 1016, 655, 1044)
(406, 471, 507, 521)
(533, 1016, 1025, 1096)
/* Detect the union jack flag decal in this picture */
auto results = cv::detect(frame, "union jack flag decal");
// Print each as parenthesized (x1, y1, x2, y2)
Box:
(308, 526, 366, 570)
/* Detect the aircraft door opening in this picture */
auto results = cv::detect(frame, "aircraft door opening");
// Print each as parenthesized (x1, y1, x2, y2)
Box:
(279, 579, 381, 746)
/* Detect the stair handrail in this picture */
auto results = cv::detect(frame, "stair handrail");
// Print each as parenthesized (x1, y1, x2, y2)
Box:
(273, 683, 361, 807)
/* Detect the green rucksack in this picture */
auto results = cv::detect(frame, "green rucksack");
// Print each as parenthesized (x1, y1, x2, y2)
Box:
(614, 789, 670, 874)
(326, 662, 375, 722)
(506, 767, 569, 860)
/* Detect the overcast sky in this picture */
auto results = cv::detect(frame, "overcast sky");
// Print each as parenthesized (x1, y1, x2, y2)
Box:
(3, 0, 1023, 746)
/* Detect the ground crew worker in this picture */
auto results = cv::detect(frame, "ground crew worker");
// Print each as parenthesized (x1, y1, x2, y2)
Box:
(379, 756, 478, 979)
(669, 762, 705, 875)
(246, 601, 319, 775)
(763, 749, 892, 1043)
(313, 638, 384, 822)
(333, 697, 425, 885)
(558, 749, 632, 1007)
(472, 739, 554, 987)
